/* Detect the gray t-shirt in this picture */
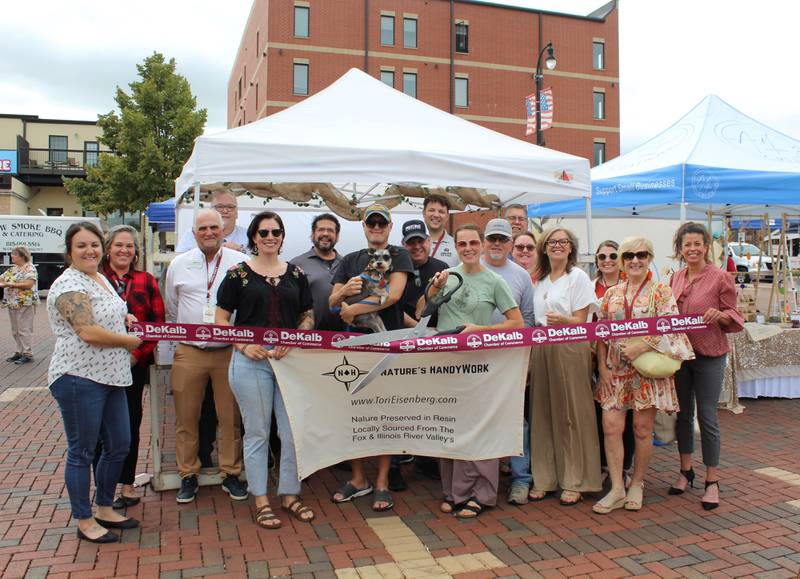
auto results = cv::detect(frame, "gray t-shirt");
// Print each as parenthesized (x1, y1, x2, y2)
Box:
(481, 259, 535, 327)
(436, 264, 517, 331)
(289, 248, 343, 331)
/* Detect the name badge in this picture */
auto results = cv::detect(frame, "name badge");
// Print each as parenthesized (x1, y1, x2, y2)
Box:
(203, 303, 215, 324)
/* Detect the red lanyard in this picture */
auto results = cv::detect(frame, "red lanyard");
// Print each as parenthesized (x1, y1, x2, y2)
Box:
(206, 252, 223, 302)
(623, 279, 648, 319)
(431, 232, 445, 258)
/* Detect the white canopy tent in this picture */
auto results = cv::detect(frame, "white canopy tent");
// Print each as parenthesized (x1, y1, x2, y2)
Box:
(175, 68, 590, 212)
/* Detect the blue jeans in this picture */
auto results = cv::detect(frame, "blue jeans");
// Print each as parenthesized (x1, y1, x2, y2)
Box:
(50, 375, 131, 520)
(510, 419, 532, 488)
(229, 351, 300, 496)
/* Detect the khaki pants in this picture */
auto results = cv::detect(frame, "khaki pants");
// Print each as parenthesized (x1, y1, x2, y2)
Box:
(171, 344, 242, 477)
(8, 305, 35, 356)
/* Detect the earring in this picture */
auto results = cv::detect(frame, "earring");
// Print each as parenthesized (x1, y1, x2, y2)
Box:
(252, 245, 258, 255)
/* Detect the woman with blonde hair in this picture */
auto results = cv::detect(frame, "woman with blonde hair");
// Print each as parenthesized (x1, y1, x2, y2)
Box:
(1, 245, 39, 364)
(593, 236, 693, 513)
(529, 227, 601, 506)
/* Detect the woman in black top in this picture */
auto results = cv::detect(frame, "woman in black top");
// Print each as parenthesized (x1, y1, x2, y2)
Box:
(216, 211, 315, 530)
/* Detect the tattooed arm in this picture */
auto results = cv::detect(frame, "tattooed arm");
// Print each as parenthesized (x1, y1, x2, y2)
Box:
(55, 291, 141, 351)
(297, 309, 314, 330)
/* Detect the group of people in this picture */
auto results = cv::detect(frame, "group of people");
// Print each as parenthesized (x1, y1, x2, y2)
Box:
(44, 189, 742, 541)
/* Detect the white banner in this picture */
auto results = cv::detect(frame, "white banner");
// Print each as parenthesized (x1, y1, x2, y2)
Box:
(0, 216, 102, 254)
(273, 347, 530, 479)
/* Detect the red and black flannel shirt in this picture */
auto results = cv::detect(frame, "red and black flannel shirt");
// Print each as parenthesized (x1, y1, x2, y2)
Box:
(102, 263, 166, 366)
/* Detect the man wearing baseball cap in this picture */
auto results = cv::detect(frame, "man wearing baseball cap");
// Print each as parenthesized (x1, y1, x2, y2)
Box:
(400, 220, 448, 328)
(329, 204, 414, 511)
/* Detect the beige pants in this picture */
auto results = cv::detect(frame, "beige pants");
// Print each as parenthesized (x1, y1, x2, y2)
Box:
(8, 306, 35, 356)
(171, 344, 242, 477)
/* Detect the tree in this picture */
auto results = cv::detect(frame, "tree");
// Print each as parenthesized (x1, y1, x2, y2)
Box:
(64, 52, 207, 214)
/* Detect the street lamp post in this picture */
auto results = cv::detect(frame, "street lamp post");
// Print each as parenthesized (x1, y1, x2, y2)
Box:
(534, 42, 557, 146)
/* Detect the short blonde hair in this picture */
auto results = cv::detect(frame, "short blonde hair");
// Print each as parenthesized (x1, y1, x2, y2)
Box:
(11, 245, 31, 263)
(618, 236, 654, 268)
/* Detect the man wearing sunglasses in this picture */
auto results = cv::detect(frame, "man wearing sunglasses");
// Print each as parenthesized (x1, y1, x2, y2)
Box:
(329, 204, 414, 512)
(400, 220, 448, 328)
(176, 191, 249, 254)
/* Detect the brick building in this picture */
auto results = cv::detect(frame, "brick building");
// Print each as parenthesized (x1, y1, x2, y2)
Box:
(228, 0, 619, 167)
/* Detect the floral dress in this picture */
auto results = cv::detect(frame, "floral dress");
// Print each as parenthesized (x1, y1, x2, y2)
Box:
(1, 263, 39, 309)
(596, 279, 694, 412)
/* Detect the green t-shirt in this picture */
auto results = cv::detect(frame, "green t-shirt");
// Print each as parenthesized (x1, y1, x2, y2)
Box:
(435, 264, 517, 331)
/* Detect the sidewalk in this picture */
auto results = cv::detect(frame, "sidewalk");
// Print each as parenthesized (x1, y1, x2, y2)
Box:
(1, 307, 799, 578)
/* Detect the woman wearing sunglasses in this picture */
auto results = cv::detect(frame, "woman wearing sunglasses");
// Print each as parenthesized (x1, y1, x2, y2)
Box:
(216, 211, 316, 529)
(511, 232, 538, 280)
(593, 237, 693, 514)
(592, 241, 634, 489)
(428, 224, 523, 518)
(529, 227, 600, 506)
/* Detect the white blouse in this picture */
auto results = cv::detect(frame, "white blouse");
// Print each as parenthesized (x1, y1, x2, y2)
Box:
(533, 267, 596, 326)
(47, 267, 132, 387)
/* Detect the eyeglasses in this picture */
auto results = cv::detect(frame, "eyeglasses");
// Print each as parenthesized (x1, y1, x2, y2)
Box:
(212, 204, 237, 212)
(622, 251, 651, 261)
(456, 239, 482, 248)
(514, 244, 535, 252)
(365, 219, 389, 229)
(257, 228, 284, 238)
(546, 239, 571, 248)
(486, 235, 510, 244)
(596, 252, 618, 261)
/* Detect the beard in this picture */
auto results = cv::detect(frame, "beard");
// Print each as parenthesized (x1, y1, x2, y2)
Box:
(313, 236, 335, 251)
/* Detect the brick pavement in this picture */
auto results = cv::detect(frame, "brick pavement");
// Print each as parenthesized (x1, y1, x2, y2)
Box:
(1, 308, 799, 578)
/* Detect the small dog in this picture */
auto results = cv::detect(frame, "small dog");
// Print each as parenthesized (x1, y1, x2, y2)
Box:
(344, 248, 392, 333)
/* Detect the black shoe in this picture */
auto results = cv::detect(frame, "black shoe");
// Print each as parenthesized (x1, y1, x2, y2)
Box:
(176, 474, 198, 503)
(388, 467, 407, 492)
(415, 458, 441, 481)
(221, 475, 249, 500)
(14, 355, 32, 365)
(702, 480, 720, 511)
(77, 528, 119, 543)
(95, 517, 139, 530)
(5, 353, 21, 362)
(112, 495, 141, 509)
(668, 468, 695, 495)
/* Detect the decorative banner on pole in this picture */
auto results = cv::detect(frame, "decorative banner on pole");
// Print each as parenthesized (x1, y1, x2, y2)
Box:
(271, 347, 528, 479)
(525, 87, 554, 136)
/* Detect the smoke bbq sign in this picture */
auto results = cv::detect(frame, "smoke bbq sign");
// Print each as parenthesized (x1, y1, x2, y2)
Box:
(0, 217, 101, 253)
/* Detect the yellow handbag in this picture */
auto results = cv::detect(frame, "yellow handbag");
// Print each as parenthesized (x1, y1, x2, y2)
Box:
(631, 283, 682, 378)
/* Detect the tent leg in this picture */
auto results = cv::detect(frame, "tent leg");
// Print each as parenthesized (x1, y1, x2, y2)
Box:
(192, 181, 201, 222)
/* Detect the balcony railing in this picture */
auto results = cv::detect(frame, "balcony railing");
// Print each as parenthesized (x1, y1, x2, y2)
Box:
(18, 148, 109, 173)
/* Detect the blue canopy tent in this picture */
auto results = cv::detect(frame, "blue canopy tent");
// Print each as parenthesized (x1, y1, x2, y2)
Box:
(144, 198, 176, 231)
(528, 95, 800, 220)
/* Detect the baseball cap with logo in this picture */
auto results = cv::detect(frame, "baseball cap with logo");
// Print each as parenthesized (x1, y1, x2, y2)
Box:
(484, 218, 513, 239)
(363, 204, 391, 223)
(402, 219, 428, 244)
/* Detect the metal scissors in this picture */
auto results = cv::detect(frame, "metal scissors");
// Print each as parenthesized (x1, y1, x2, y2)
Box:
(333, 271, 464, 394)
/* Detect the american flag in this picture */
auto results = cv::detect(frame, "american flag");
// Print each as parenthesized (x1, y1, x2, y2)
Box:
(525, 88, 554, 136)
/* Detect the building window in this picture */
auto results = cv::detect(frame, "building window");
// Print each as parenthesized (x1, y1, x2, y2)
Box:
(46, 208, 64, 216)
(593, 142, 606, 166)
(237, 77, 242, 102)
(295, 6, 309, 37)
(455, 77, 468, 107)
(403, 18, 417, 48)
(455, 23, 468, 53)
(593, 41, 605, 70)
(256, 30, 260, 54)
(593, 91, 605, 120)
(293, 63, 309, 95)
(380, 70, 395, 88)
(49, 135, 67, 164)
(84, 141, 99, 168)
(381, 15, 394, 46)
(403, 72, 417, 98)
(255, 82, 259, 110)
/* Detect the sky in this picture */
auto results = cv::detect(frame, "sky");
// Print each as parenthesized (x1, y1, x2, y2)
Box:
(3, 0, 799, 153)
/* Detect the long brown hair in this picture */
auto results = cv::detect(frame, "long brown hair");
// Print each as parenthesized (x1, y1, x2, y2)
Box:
(533, 226, 579, 281)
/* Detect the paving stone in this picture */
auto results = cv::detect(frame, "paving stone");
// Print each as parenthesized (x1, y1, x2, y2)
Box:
(615, 556, 650, 576)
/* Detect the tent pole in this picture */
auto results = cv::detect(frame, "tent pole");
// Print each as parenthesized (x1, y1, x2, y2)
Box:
(192, 181, 201, 222)
(584, 196, 593, 258)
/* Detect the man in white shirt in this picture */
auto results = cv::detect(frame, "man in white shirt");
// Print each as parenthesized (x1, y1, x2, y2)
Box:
(481, 218, 535, 506)
(164, 209, 247, 503)
(175, 191, 249, 254)
(422, 194, 459, 267)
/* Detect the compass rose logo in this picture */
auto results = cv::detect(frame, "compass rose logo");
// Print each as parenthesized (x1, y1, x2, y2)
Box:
(323, 356, 368, 392)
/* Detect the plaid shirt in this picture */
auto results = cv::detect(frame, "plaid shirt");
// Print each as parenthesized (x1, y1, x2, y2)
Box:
(102, 263, 165, 366)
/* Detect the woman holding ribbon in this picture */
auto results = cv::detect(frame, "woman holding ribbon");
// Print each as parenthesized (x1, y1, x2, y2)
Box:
(593, 236, 693, 514)
(96, 225, 164, 509)
(216, 211, 316, 529)
(428, 224, 523, 518)
(529, 226, 600, 506)
(669, 222, 743, 510)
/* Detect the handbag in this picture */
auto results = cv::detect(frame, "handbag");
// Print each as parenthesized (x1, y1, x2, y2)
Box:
(630, 282, 682, 379)
(653, 409, 677, 444)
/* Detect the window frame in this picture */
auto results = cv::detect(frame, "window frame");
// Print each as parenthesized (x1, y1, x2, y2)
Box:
(403, 17, 418, 49)
(294, 5, 310, 38)
(593, 142, 606, 166)
(454, 77, 468, 108)
(84, 141, 99, 168)
(403, 72, 417, 98)
(592, 41, 605, 70)
(48, 135, 68, 165)
(381, 15, 395, 46)
(293, 62, 309, 95)
(380, 70, 395, 88)
(455, 22, 469, 53)
(593, 91, 606, 120)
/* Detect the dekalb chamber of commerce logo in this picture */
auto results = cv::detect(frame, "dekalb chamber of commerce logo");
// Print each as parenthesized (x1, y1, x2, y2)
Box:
(656, 318, 671, 333)
(530, 329, 548, 344)
(129, 323, 144, 337)
(466, 334, 483, 349)
(399, 340, 416, 352)
(262, 330, 279, 345)
(323, 356, 368, 392)
(195, 326, 212, 341)
(594, 323, 610, 340)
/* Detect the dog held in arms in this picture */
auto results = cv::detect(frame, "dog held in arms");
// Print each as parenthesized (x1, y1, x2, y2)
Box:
(344, 248, 392, 333)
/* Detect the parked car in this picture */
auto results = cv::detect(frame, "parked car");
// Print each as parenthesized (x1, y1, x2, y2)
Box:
(727, 242, 772, 283)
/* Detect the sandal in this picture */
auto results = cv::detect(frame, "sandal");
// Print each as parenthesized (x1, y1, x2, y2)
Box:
(528, 489, 548, 501)
(254, 504, 282, 529)
(559, 490, 582, 506)
(282, 497, 315, 523)
(624, 483, 644, 511)
(331, 482, 373, 503)
(454, 499, 486, 519)
(592, 490, 627, 514)
(668, 468, 695, 495)
(440, 498, 455, 514)
(372, 489, 394, 512)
